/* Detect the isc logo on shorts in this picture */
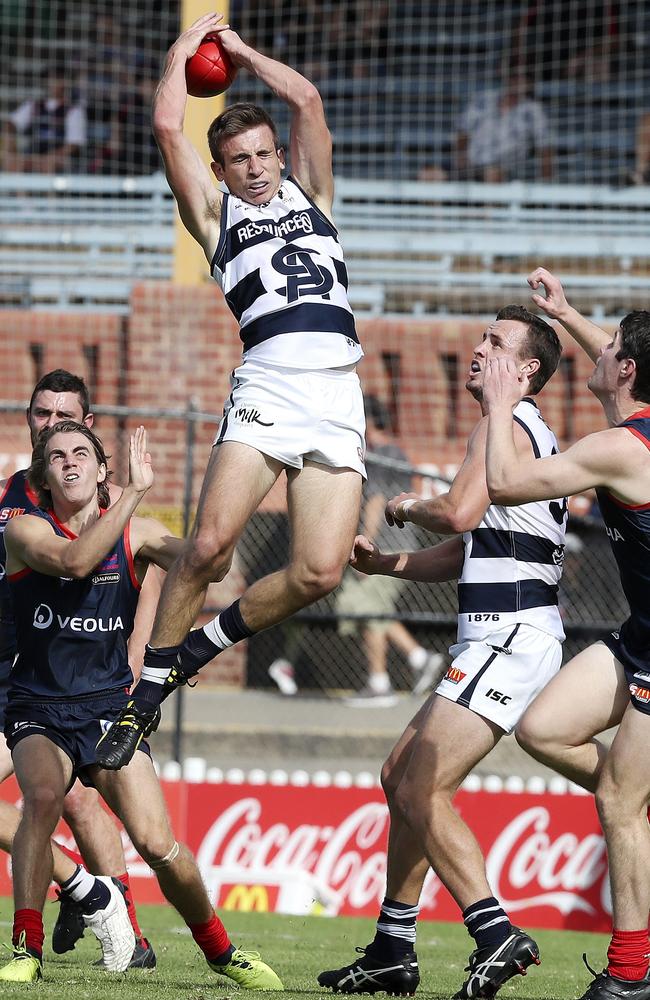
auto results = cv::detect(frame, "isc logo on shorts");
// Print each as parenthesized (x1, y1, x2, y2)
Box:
(445, 666, 466, 684)
(99, 719, 113, 734)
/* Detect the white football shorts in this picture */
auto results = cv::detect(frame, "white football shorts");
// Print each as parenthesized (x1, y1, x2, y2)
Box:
(214, 359, 366, 476)
(436, 623, 562, 733)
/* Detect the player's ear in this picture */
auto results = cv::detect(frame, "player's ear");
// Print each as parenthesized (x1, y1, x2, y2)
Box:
(620, 357, 636, 380)
(277, 146, 285, 167)
(97, 463, 107, 485)
(84, 411, 95, 429)
(521, 358, 540, 381)
(211, 160, 225, 182)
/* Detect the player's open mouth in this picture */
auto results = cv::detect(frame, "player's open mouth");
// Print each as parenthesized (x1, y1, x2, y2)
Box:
(64, 474, 79, 482)
(469, 361, 481, 374)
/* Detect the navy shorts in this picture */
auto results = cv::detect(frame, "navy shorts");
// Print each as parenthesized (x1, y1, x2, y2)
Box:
(0, 664, 11, 731)
(4, 689, 151, 785)
(602, 628, 650, 715)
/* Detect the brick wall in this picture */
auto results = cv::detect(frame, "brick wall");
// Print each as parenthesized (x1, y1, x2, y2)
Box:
(1, 286, 610, 685)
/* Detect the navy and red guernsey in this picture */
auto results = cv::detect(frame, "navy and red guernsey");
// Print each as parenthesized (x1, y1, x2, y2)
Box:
(0, 470, 39, 666)
(595, 405, 650, 670)
(7, 509, 140, 702)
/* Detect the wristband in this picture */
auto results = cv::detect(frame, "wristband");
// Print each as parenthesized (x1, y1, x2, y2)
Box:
(397, 498, 418, 520)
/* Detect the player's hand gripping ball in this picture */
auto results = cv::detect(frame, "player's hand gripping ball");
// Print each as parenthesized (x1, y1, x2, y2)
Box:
(186, 34, 237, 97)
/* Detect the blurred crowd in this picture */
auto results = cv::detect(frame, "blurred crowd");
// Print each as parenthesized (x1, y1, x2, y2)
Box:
(1, 1, 649, 184)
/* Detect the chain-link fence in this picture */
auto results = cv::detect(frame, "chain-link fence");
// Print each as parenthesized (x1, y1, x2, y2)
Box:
(0, 398, 623, 701)
(2, 1, 649, 185)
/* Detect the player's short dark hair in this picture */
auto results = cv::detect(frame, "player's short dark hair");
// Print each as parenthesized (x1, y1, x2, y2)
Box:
(29, 420, 111, 510)
(365, 395, 391, 430)
(496, 304, 562, 394)
(208, 103, 280, 164)
(28, 370, 90, 418)
(617, 311, 650, 403)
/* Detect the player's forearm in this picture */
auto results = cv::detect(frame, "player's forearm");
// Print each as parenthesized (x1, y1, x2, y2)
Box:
(486, 406, 527, 504)
(235, 44, 320, 110)
(153, 49, 189, 136)
(554, 303, 609, 363)
(61, 488, 146, 578)
(399, 495, 481, 535)
(380, 538, 464, 582)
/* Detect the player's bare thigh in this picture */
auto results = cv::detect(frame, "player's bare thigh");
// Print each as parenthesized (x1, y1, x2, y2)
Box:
(0, 734, 14, 783)
(192, 441, 284, 544)
(517, 641, 628, 748)
(399, 695, 503, 805)
(287, 460, 362, 568)
(600, 701, 650, 813)
(381, 694, 436, 796)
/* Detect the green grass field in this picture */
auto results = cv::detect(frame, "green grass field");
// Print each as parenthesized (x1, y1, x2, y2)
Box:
(0, 898, 610, 999)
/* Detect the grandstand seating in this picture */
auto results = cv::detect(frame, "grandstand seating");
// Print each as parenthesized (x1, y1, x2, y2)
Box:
(1, 173, 650, 315)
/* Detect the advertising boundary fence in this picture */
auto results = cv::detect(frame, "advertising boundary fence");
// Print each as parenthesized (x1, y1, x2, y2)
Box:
(0, 774, 609, 933)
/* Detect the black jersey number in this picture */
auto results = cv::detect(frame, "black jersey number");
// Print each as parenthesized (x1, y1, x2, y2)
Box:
(271, 243, 334, 302)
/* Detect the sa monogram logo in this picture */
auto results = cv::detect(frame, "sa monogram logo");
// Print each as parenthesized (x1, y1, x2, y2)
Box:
(272, 243, 334, 302)
(221, 884, 269, 912)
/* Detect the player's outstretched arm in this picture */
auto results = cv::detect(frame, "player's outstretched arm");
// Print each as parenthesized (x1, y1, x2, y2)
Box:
(484, 357, 629, 503)
(218, 22, 333, 214)
(153, 12, 224, 258)
(5, 428, 153, 579)
(528, 267, 610, 362)
(351, 533, 464, 583)
(384, 418, 496, 535)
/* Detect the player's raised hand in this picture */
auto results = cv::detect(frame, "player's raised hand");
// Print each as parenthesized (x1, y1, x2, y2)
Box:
(350, 535, 381, 575)
(483, 358, 529, 411)
(527, 267, 569, 320)
(128, 426, 153, 495)
(172, 12, 227, 60)
(385, 491, 419, 528)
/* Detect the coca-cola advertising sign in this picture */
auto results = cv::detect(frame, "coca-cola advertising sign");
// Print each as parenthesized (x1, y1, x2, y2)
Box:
(0, 778, 610, 932)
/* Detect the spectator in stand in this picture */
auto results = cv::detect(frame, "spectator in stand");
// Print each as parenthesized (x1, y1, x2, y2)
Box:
(450, 67, 554, 182)
(2, 62, 86, 174)
(91, 68, 162, 176)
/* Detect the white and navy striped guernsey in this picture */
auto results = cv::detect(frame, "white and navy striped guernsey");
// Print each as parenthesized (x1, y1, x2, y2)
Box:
(211, 176, 363, 370)
(458, 398, 567, 644)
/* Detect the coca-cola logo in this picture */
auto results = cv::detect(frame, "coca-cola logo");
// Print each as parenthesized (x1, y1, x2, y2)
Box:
(195, 798, 394, 913)
(191, 797, 610, 921)
(486, 806, 610, 915)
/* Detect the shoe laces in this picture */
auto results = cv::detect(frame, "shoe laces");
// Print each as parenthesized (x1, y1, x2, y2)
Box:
(3, 931, 35, 961)
(582, 953, 608, 984)
(54, 887, 81, 909)
(231, 949, 261, 968)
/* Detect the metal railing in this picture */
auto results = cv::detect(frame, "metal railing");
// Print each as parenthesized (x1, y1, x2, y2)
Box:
(3, 174, 650, 314)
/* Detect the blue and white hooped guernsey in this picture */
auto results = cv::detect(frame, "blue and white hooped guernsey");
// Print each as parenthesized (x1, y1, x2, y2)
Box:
(458, 398, 568, 644)
(211, 176, 363, 370)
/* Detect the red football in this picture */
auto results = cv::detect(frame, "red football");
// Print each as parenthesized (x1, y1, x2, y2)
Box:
(186, 35, 237, 98)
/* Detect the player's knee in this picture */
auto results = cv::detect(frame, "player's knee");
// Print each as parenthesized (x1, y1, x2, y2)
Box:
(288, 562, 342, 604)
(514, 714, 546, 757)
(62, 782, 100, 826)
(392, 779, 424, 831)
(23, 784, 64, 829)
(380, 758, 400, 807)
(131, 830, 178, 868)
(185, 532, 233, 582)
(594, 781, 616, 832)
